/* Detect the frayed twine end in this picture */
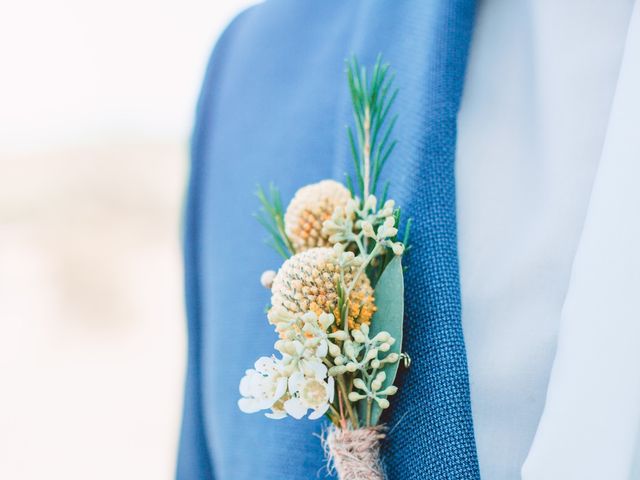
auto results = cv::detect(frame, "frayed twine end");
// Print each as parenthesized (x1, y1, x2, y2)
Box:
(321, 424, 387, 480)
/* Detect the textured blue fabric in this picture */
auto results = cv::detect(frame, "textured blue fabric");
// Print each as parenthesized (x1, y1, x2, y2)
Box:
(177, 1, 480, 479)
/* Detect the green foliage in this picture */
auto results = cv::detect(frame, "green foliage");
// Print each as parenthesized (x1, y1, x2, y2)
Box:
(255, 184, 294, 259)
(346, 54, 399, 200)
(402, 217, 412, 248)
(365, 256, 404, 425)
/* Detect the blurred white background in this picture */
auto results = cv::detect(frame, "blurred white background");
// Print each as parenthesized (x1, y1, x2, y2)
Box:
(0, 1, 256, 478)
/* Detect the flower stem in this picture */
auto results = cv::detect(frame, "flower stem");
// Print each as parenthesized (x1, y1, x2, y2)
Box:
(328, 404, 341, 426)
(337, 376, 358, 428)
(337, 390, 347, 430)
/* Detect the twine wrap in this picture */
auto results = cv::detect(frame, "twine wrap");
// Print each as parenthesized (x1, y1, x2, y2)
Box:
(323, 425, 386, 480)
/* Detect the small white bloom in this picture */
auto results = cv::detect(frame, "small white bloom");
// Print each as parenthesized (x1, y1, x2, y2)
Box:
(329, 365, 347, 376)
(391, 242, 405, 256)
(373, 331, 390, 343)
(380, 385, 398, 396)
(381, 352, 399, 365)
(343, 340, 357, 358)
(383, 216, 395, 229)
(267, 306, 297, 338)
(299, 357, 328, 378)
(322, 203, 356, 244)
(277, 339, 306, 374)
(364, 195, 377, 212)
(351, 329, 367, 344)
(348, 391, 366, 402)
(330, 330, 349, 342)
(378, 199, 395, 217)
(277, 339, 305, 358)
(318, 312, 334, 330)
(238, 356, 288, 415)
(284, 359, 335, 420)
(345, 198, 359, 216)
(364, 348, 378, 362)
(353, 378, 367, 390)
(345, 362, 358, 372)
(361, 221, 376, 238)
(299, 311, 337, 359)
(377, 216, 398, 239)
(328, 343, 341, 357)
(371, 371, 386, 391)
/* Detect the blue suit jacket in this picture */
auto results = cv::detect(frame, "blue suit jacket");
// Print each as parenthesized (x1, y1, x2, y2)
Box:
(177, 1, 480, 478)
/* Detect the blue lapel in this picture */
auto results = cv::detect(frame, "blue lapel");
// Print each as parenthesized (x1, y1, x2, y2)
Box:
(178, 1, 480, 479)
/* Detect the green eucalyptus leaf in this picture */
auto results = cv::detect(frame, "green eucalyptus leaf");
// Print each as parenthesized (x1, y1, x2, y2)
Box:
(368, 255, 404, 425)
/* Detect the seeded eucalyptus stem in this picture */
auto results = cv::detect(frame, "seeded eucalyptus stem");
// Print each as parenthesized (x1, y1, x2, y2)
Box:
(342, 244, 380, 335)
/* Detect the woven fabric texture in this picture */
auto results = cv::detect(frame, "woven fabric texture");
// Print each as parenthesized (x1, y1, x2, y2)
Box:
(177, 1, 480, 479)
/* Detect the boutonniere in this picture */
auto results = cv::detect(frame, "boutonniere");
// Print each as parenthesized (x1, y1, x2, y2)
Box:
(238, 55, 410, 479)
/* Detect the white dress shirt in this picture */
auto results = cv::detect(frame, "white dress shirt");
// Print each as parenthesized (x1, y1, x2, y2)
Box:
(456, 1, 637, 478)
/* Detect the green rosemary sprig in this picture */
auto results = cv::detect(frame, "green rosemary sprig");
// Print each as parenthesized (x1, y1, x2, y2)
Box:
(255, 183, 295, 259)
(346, 54, 399, 201)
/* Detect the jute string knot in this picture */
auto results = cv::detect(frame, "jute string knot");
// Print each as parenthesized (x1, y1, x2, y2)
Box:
(323, 425, 386, 480)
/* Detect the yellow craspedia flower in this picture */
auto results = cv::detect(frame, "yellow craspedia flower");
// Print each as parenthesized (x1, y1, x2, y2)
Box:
(270, 247, 376, 330)
(284, 180, 351, 252)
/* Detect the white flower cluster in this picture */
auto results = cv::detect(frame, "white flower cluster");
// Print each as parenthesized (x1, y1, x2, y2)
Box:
(238, 306, 400, 421)
(322, 194, 404, 257)
(238, 356, 287, 419)
(269, 307, 346, 359)
(238, 309, 342, 420)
